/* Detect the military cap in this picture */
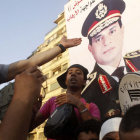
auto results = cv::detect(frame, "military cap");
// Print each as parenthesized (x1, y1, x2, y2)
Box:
(81, 0, 125, 38)
(57, 64, 89, 89)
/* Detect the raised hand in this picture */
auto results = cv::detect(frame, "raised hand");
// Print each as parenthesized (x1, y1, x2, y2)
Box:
(60, 35, 82, 49)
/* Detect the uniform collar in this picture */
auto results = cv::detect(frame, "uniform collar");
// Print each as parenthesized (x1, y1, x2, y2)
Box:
(97, 58, 126, 75)
(98, 63, 116, 75)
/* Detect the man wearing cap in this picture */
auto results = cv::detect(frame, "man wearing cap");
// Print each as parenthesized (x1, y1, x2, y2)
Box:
(100, 117, 122, 140)
(29, 64, 100, 140)
(80, 0, 140, 121)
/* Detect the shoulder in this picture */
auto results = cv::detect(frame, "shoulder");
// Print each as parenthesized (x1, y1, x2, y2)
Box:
(43, 97, 56, 106)
(39, 97, 56, 117)
(0, 64, 9, 70)
(124, 50, 140, 72)
(0, 64, 9, 84)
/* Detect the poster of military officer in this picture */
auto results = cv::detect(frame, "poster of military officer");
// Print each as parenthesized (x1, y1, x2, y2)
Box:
(64, 0, 140, 121)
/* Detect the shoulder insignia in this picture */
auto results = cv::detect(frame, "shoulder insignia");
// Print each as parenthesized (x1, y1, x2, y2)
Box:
(81, 72, 97, 94)
(98, 74, 112, 94)
(125, 59, 138, 72)
(124, 50, 140, 58)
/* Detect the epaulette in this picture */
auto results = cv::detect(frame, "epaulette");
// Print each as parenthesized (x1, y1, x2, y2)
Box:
(124, 50, 140, 58)
(124, 50, 140, 72)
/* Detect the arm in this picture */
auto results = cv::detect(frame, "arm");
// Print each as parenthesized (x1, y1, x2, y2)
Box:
(29, 111, 46, 132)
(55, 93, 98, 121)
(0, 67, 45, 140)
(7, 36, 82, 81)
(29, 97, 55, 131)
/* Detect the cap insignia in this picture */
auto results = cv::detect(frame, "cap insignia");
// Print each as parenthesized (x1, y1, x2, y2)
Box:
(95, 3, 108, 19)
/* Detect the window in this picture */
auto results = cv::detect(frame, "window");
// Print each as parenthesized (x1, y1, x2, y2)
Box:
(50, 82, 60, 91)
(62, 63, 68, 71)
(52, 66, 61, 76)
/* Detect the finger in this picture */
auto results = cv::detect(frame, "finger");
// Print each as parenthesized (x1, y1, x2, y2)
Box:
(56, 94, 66, 98)
(38, 75, 46, 83)
(30, 66, 43, 75)
(55, 99, 66, 106)
(74, 38, 82, 44)
(71, 39, 82, 46)
(71, 38, 82, 41)
(25, 66, 39, 73)
(55, 100, 66, 105)
(31, 69, 43, 78)
(55, 96, 67, 102)
(56, 95, 66, 101)
(55, 97, 67, 103)
(57, 94, 66, 97)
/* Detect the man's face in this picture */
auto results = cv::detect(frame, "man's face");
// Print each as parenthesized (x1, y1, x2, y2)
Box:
(65, 67, 85, 89)
(103, 132, 120, 140)
(120, 129, 140, 140)
(88, 22, 124, 67)
(78, 131, 99, 140)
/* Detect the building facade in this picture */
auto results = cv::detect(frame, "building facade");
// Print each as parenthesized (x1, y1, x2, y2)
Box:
(28, 12, 70, 140)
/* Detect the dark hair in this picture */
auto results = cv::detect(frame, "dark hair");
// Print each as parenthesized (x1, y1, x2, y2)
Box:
(67, 64, 89, 80)
(57, 64, 89, 89)
(119, 104, 140, 134)
(75, 119, 101, 140)
(88, 18, 122, 45)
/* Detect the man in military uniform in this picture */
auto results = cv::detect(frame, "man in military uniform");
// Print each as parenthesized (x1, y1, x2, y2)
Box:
(81, 0, 140, 121)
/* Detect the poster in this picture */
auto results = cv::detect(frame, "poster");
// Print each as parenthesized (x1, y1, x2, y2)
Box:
(64, 0, 140, 119)
(64, 0, 140, 73)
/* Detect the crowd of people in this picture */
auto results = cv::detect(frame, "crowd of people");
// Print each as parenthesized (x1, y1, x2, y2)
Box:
(1, 0, 140, 140)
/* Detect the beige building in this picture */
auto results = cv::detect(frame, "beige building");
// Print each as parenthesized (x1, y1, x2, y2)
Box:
(28, 12, 70, 140)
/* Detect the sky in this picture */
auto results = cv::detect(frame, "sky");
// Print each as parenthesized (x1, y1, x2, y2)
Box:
(0, 0, 68, 89)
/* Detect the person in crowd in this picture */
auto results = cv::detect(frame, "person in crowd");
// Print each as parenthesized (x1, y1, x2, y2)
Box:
(75, 119, 101, 140)
(0, 36, 82, 139)
(0, 67, 45, 140)
(80, 0, 140, 121)
(30, 64, 100, 140)
(0, 36, 82, 120)
(119, 104, 140, 140)
(99, 117, 122, 140)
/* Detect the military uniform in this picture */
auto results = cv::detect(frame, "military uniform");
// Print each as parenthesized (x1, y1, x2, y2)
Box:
(82, 63, 121, 121)
(81, 0, 126, 121)
(82, 51, 140, 121)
